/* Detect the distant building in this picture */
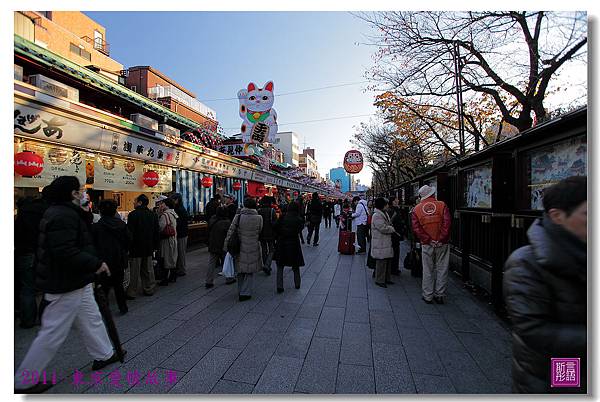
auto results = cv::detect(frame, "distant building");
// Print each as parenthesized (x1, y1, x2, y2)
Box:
(330, 167, 350, 193)
(125, 65, 217, 129)
(273, 131, 300, 167)
(299, 148, 319, 178)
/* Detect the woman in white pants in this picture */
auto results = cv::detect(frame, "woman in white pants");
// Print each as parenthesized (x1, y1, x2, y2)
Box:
(14, 176, 121, 393)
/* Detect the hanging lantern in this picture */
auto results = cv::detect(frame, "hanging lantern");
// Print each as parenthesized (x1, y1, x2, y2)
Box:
(232, 181, 242, 191)
(14, 151, 44, 177)
(142, 170, 160, 187)
(201, 176, 213, 188)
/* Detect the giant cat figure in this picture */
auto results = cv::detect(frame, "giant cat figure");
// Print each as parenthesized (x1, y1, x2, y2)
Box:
(237, 81, 278, 144)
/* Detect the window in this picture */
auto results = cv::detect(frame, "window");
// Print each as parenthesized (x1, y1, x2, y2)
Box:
(94, 30, 103, 50)
(14, 12, 35, 42)
(130, 85, 137, 92)
(462, 163, 492, 208)
(70, 42, 91, 61)
(37, 11, 52, 20)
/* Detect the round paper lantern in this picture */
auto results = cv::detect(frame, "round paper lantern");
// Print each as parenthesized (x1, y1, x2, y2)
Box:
(15, 151, 44, 177)
(343, 149, 364, 174)
(201, 176, 213, 188)
(232, 181, 242, 191)
(142, 170, 160, 187)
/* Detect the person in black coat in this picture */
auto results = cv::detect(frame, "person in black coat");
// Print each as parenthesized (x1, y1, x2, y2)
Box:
(205, 194, 221, 222)
(126, 194, 159, 298)
(296, 195, 306, 244)
(306, 192, 323, 246)
(15, 194, 48, 328)
(171, 193, 189, 277)
(92, 199, 130, 315)
(504, 176, 587, 394)
(273, 201, 305, 293)
(258, 196, 277, 276)
(206, 207, 232, 288)
(15, 176, 118, 394)
(322, 200, 333, 228)
(387, 197, 406, 275)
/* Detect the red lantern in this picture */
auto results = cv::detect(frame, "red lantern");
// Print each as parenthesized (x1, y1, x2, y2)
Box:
(232, 181, 242, 191)
(142, 170, 160, 187)
(201, 176, 213, 188)
(15, 151, 44, 177)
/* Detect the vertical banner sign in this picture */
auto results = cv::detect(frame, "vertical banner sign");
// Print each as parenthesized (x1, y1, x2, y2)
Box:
(343, 150, 364, 174)
(14, 141, 86, 188)
(237, 81, 278, 144)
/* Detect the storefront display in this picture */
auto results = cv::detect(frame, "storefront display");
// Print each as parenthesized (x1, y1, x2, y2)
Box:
(463, 163, 492, 208)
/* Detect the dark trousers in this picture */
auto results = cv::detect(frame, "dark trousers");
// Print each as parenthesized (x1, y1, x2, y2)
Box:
(261, 239, 275, 272)
(356, 224, 368, 251)
(276, 263, 301, 289)
(334, 215, 340, 228)
(16, 253, 38, 327)
(324, 215, 332, 228)
(391, 237, 401, 273)
(99, 267, 127, 312)
(307, 221, 321, 245)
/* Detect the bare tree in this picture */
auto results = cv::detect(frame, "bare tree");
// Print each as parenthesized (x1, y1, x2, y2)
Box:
(360, 11, 587, 131)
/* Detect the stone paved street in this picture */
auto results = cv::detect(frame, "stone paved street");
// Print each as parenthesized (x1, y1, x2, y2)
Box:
(15, 225, 513, 394)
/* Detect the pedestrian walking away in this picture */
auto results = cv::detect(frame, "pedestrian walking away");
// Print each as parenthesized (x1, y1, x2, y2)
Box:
(258, 196, 277, 276)
(296, 195, 306, 244)
(206, 206, 232, 288)
(14, 192, 48, 328)
(92, 199, 130, 315)
(171, 193, 189, 277)
(273, 201, 305, 293)
(306, 192, 323, 246)
(224, 197, 263, 301)
(14, 176, 122, 394)
(411, 185, 451, 304)
(323, 199, 333, 228)
(126, 194, 159, 298)
(388, 197, 406, 275)
(504, 176, 587, 393)
(333, 199, 342, 228)
(371, 197, 397, 288)
(352, 196, 369, 253)
(157, 196, 178, 286)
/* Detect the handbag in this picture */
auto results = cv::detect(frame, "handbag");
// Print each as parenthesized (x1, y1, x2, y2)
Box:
(161, 212, 176, 237)
(227, 214, 242, 255)
(222, 252, 235, 278)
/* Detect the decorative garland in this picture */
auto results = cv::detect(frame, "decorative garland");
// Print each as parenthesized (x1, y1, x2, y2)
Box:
(181, 127, 224, 150)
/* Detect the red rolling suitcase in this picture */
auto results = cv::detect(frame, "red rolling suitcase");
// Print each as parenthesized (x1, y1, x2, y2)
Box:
(338, 231, 355, 255)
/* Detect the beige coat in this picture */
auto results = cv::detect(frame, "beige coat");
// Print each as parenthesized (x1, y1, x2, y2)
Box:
(159, 208, 178, 269)
(224, 208, 263, 273)
(371, 208, 395, 259)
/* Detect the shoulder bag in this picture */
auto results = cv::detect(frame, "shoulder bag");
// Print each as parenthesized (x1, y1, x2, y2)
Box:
(227, 214, 242, 255)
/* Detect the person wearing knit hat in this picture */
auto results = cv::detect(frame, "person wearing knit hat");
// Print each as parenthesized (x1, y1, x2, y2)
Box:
(411, 185, 452, 304)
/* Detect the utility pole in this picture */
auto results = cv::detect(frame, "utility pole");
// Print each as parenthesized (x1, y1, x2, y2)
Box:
(453, 41, 467, 155)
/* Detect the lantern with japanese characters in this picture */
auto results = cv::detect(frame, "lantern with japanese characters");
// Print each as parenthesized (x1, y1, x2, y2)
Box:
(14, 151, 44, 177)
(343, 150, 364, 174)
(142, 170, 160, 187)
(201, 176, 213, 188)
(232, 181, 242, 191)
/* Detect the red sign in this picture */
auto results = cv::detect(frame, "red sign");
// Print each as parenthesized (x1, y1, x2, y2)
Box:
(201, 176, 213, 188)
(232, 181, 242, 191)
(343, 150, 363, 174)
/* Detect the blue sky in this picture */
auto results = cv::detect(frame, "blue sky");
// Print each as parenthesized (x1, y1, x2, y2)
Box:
(85, 11, 378, 185)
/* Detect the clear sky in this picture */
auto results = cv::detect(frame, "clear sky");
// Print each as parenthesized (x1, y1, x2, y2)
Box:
(85, 11, 378, 185)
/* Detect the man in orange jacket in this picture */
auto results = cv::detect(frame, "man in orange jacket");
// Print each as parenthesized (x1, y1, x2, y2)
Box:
(411, 185, 452, 304)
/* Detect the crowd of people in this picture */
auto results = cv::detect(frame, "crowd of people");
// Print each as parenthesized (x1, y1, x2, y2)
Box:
(14, 174, 587, 394)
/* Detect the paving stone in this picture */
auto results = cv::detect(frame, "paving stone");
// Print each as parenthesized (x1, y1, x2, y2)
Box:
(325, 293, 347, 308)
(339, 322, 372, 366)
(263, 302, 301, 334)
(216, 312, 270, 350)
(398, 327, 446, 376)
(456, 332, 512, 386)
(335, 364, 375, 394)
(413, 373, 456, 394)
(295, 337, 341, 394)
(169, 347, 240, 393)
(439, 350, 495, 393)
(223, 329, 282, 384)
(372, 342, 415, 393)
(370, 311, 401, 345)
(314, 306, 345, 339)
(253, 355, 304, 394)
(211, 379, 255, 394)
(345, 297, 370, 323)
(367, 289, 392, 312)
(169, 295, 221, 321)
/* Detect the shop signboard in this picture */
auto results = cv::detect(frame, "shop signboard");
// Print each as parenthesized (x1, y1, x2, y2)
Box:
(14, 140, 86, 188)
(14, 104, 104, 150)
(100, 130, 182, 168)
(92, 156, 143, 192)
(144, 164, 173, 193)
